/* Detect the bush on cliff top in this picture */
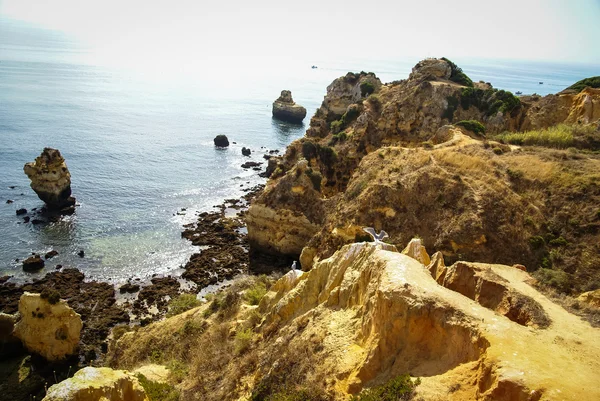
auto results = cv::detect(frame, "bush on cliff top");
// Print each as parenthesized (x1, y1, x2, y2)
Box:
(461, 87, 521, 116)
(567, 76, 600, 93)
(456, 120, 486, 136)
(441, 57, 473, 87)
(360, 82, 376, 97)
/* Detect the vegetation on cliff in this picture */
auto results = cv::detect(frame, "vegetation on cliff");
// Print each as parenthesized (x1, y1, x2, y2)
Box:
(440, 57, 473, 87)
(567, 76, 600, 93)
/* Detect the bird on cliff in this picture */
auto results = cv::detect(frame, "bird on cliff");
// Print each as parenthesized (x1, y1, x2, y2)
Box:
(290, 261, 299, 279)
(363, 227, 389, 243)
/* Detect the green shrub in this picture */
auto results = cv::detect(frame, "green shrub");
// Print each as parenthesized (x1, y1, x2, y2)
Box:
(534, 268, 573, 293)
(492, 147, 503, 155)
(234, 328, 253, 355)
(305, 169, 323, 192)
(330, 132, 348, 146)
(350, 374, 420, 401)
(422, 141, 434, 149)
(302, 141, 318, 160)
(330, 120, 344, 134)
(317, 145, 337, 166)
(441, 57, 473, 87)
(40, 288, 61, 304)
(456, 120, 485, 136)
(166, 293, 201, 317)
(460, 87, 520, 116)
(137, 374, 179, 401)
(245, 282, 267, 305)
(342, 105, 361, 123)
(360, 82, 376, 97)
(549, 237, 568, 247)
(567, 76, 600, 93)
(528, 236, 545, 249)
(506, 168, 523, 180)
(344, 72, 359, 83)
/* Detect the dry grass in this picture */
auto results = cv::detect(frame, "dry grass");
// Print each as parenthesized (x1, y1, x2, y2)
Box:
(493, 124, 598, 149)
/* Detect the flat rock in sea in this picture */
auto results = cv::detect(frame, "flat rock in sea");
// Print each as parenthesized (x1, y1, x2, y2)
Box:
(272, 90, 307, 123)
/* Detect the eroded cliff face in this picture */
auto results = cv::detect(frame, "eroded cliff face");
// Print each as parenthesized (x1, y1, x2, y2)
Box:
(247, 58, 600, 292)
(108, 241, 600, 400)
(23, 148, 76, 213)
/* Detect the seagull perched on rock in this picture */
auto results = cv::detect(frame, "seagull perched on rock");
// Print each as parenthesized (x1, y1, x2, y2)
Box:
(363, 227, 389, 243)
(290, 261, 299, 279)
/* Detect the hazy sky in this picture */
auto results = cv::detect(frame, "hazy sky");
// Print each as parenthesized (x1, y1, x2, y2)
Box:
(1, 0, 600, 69)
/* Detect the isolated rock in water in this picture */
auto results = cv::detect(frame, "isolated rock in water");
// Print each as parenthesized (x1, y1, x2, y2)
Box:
(22, 255, 45, 272)
(272, 90, 307, 123)
(214, 135, 229, 147)
(44, 250, 59, 260)
(14, 292, 82, 361)
(15, 208, 27, 215)
(23, 148, 75, 212)
(242, 147, 251, 156)
(43, 367, 149, 401)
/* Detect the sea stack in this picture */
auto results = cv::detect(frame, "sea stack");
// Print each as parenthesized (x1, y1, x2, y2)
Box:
(272, 90, 307, 123)
(23, 148, 75, 214)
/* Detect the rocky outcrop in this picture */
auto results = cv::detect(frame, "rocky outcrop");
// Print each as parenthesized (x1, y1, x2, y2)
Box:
(214, 135, 229, 147)
(247, 159, 325, 260)
(43, 367, 148, 401)
(22, 255, 45, 272)
(578, 289, 600, 308)
(23, 148, 76, 213)
(408, 58, 451, 81)
(257, 241, 600, 399)
(272, 90, 307, 123)
(13, 292, 82, 361)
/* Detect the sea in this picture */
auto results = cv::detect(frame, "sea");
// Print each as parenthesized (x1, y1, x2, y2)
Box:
(1, 17, 598, 285)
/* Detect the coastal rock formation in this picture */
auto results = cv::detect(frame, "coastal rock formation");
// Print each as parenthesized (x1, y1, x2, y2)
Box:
(214, 135, 229, 147)
(272, 90, 307, 123)
(248, 58, 600, 294)
(247, 159, 325, 259)
(13, 292, 82, 361)
(43, 367, 148, 401)
(23, 148, 76, 213)
(109, 241, 600, 400)
(22, 255, 45, 271)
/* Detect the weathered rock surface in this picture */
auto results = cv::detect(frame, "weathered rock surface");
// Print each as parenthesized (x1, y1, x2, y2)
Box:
(23, 148, 76, 212)
(578, 289, 600, 308)
(23, 255, 45, 271)
(409, 58, 452, 81)
(272, 90, 307, 123)
(43, 367, 149, 401)
(14, 292, 82, 361)
(258, 241, 600, 399)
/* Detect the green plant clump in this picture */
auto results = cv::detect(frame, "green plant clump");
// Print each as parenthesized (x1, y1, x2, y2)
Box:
(443, 95, 459, 121)
(461, 87, 521, 116)
(40, 288, 61, 305)
(330, 120, 344, 134)
(350, 374, 420, 401)
(166, 293, 202, 317)
(493, 124, 576, 149)
(441, 57, 473, 87)
(301, 141, 318, 160)
(367, 94, 382, 112)
(234, 328, 253, 355)
(245, 282, 267, 305)
(566, 76, 600, 93)
(455, 120, 486, 136)
(360, 82, 376, 97)
(137, 374, 179, 401)
(305, 168, 323, 192)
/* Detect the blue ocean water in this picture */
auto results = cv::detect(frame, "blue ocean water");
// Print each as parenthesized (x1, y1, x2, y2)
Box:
(1, 18, 598, 284)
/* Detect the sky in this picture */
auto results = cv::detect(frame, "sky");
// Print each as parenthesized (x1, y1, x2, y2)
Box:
(1, 0, 600, 71)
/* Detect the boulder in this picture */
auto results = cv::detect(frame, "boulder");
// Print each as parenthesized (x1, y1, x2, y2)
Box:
(13, 292, 82, 361)
(45, 250, 59, 260)
(272, 90, 307, 123)
(409, 58, 452, 81)
(22, 255, 45, 272)
(214, 135, 229, 147)
(16, 208, 27, 216)
(242, 147, 251, 156)
(23, 148, 76, 212)
(577, 289, 600, 308)
(0, 312, 17, 342)
(43, 367, 149, 401)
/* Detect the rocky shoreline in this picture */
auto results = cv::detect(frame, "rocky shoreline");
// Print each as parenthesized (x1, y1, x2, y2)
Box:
(0, 148, 282, 399)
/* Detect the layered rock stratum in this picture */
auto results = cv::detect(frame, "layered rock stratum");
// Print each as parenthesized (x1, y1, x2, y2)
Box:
(23, 147, 76, 213)
(272, 90, 307, 123)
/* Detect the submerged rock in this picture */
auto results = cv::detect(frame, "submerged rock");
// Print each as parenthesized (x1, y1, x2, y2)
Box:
(43, 367, 149, 401)
(214, 135, 230, 147)
(14, 292, 82, 361)
(24, 148, 76, 213)
(272, 90, 307, 123)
